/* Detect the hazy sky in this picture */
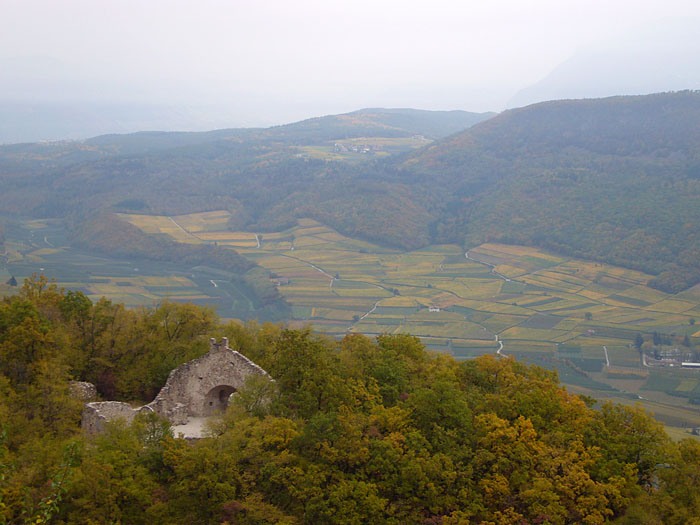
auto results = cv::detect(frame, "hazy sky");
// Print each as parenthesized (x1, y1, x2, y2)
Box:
(2, 0, 700, 126)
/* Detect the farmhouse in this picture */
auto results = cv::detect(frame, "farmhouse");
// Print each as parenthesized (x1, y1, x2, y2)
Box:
(82, 338, 269, 437)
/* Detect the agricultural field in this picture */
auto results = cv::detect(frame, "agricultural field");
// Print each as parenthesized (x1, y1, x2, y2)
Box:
(0, 218, 268, 320)
(294, 135, 431, 162)
(5, 212, 700, 429)
(118, 212, 700, 352)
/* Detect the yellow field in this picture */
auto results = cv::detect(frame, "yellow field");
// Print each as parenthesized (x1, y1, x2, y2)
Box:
(29, 248, 60, 256)
(118, 213, 196, 242)
(25, 219, 49, 229)
(171, 210, 231, 233)
(646, 299, 697, 314)
(197, 232, 257, 241)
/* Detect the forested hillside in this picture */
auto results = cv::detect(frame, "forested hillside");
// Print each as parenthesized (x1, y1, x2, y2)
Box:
(2, 277, 700, 523)
(0, 107, 489, 169)
(404, 91, 700, 292)
(0, 107, 489, 244)
(1, 93, 699, 291)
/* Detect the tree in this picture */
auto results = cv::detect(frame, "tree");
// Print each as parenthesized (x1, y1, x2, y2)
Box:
(593, 403, 669, 488)
(634, 333, 645, 350)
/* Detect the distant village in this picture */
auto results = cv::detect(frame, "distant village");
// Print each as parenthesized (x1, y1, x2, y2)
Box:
(333, 142, 384, 154)
(332, 135, 426, 154)
(644, 347, 700, 369)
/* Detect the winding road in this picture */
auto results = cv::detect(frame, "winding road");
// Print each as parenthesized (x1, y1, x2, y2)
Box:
(347, 299, 383, 331)
(495, 335, 506, 357)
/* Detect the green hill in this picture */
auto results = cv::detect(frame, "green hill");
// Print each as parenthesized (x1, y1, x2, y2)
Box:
(403, 91, 700, 292)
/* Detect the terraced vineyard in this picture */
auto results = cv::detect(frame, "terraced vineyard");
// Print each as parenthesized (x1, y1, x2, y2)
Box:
(4, 211, 700, 433)
(119, 211, 700, 348)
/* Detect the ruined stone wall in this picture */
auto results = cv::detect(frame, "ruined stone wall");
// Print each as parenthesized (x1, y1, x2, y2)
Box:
(146, 337, 268, 422)
(82, 401, 138, 435)
(81, 338, 269, 433)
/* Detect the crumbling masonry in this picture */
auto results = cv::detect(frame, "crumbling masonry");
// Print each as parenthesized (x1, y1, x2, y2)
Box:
(81, 338, 268, 435)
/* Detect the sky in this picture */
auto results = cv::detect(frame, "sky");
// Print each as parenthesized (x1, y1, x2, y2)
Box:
(2, 0, 700, 130)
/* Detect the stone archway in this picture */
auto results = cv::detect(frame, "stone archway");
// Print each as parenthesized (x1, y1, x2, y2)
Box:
(203, 385, 236, 416)
(143, 338, 269, 424)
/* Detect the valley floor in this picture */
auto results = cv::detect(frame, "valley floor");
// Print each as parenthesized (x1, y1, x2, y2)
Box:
(3, 212, 700, 434)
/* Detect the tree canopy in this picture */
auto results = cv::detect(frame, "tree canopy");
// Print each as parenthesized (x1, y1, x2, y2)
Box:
(1, 276, 700, 523)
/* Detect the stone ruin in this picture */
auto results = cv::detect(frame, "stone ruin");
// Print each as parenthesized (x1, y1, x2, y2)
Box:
(82, 401, 144, 435)
(81, 338, 269, 436)
(69, 381, 97, 402)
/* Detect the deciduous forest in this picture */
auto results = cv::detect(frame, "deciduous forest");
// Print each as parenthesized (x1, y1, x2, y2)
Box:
(1, 277, 699, 523)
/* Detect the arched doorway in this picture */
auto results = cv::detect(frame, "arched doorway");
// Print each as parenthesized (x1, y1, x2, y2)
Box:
(203, 385, 236, 415)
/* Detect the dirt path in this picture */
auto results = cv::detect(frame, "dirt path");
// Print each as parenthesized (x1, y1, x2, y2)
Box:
(360, 300, 380, 321)
(465, 250, 511, 282)
(279, 253, 334, 280)
(168, 216, 200, 241)
(172, 416, 208, 439)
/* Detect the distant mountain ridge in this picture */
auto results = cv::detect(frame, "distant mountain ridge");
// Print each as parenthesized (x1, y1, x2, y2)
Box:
(1, 94, 699, 292)
(0, 106, 492, 244)
(507, 18, 700, 108)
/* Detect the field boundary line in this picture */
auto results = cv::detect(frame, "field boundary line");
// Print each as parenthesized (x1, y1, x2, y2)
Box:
(168, 216, 201, 241)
